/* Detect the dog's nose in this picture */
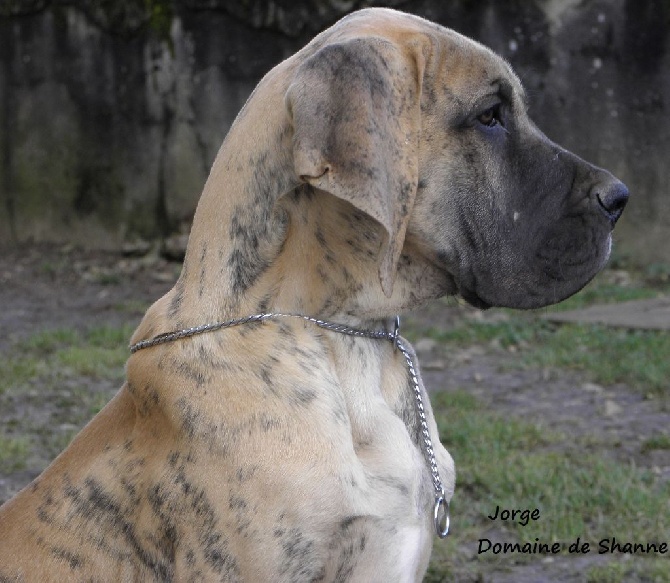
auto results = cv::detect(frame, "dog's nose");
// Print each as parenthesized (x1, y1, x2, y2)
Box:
(593, 177, 629, 223)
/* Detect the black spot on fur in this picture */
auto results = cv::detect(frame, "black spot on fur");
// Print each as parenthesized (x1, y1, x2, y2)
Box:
(176, 399, 200, 440)
(168, 274, 186, 321)
(278, 528, 322, 582)
(198, 243, 208, 298)
(293, 385, 317, 406)
(125, 380, 160, 418)
(152, 455, 240, 579)
(50, 546, 84, 570)
(258, 363, 274, 388)
(235, 465, 257, 483)
(328, 516, 368, 582)
(257, 293, 273, 313)
(60, 476, 174, 580)
(173, 360, 207, 388)
(228, 495, 247, 511)
(225, 140, 293, 297)
(314, 227, 328, 249)
(186, 549, 196, 567)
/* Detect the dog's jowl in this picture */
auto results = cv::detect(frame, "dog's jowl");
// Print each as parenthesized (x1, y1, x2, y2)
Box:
(0, 8, 627, 582)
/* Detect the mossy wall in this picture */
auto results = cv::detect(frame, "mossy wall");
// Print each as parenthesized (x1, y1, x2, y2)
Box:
(0, 0, 668, 265)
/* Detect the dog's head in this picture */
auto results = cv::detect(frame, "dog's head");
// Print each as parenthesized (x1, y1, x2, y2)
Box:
(287, 8, 628, 310)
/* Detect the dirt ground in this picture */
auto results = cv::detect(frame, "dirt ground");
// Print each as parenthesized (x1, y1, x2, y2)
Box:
(0, 244, 668, 582)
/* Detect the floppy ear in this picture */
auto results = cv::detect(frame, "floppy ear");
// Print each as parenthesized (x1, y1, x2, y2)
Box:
(286, 37, 424, 297)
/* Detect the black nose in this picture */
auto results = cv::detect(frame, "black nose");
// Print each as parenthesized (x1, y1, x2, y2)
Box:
(593, 178, 629, 223)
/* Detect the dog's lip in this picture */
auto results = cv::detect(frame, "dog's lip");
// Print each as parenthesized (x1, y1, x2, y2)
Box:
(448, 261, 492, 310)
(459, 286, 491, 310)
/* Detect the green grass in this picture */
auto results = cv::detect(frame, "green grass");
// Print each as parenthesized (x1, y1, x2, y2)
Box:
(584, 561, 670, 583)
(0, 357, 42, 390)
(0, 434, 30, 473)
(434, 391, 670, 542)
(526, 323, 667, 394)
(543, 281, 663, 312)
(421, 273, 670, 579)
(418, 270, 670, 394)
(1, 325, 133, 389)
(0, 324, 134, 478)
(641, 433, 670, 454)
(427, 390, 670, 580)
(18, 328, 80, 353)
(424, 318, 669, 395)
(56, 345, 126, 378)
(114, 299, 152, 315)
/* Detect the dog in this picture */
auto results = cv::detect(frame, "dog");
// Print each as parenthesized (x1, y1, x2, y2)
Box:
(0, 7, 627, 582)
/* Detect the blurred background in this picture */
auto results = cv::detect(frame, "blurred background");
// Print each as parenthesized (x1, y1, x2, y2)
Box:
(0, 0, 667, 267)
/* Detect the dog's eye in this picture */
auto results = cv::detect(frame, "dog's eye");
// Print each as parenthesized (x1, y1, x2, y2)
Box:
(477, 105, 502, 128)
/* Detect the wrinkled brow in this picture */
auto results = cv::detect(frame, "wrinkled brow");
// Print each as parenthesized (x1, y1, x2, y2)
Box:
(493, 77, 528, 109)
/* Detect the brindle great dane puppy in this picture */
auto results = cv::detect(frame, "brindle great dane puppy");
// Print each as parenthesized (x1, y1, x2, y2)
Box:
(0, 8, 627, 582)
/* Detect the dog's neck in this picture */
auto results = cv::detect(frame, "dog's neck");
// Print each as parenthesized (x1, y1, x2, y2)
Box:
(171, 181, 452, 329)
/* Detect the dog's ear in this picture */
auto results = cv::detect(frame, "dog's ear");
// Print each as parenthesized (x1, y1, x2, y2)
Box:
(286, 37, 425, 297)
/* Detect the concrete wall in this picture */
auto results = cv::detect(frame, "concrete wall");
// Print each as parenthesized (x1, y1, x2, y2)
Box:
(0, 0, 667, 265)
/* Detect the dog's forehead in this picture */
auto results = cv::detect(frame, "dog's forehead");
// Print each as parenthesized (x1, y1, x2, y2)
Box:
(431, 41, 525, 111)
(326, 8, 525, 107)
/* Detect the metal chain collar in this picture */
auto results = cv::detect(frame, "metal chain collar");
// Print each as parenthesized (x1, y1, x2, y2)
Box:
(129, 312, 450, 538)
